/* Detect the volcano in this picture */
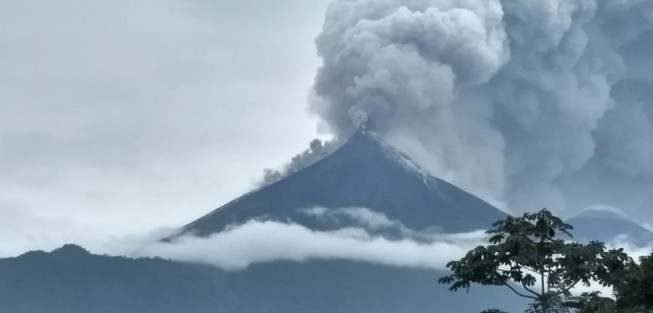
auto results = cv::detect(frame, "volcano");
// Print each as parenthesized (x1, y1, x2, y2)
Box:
(568, 208, 653, 247)
(171, 131, 507, 239)
(0, 131, 524, 313)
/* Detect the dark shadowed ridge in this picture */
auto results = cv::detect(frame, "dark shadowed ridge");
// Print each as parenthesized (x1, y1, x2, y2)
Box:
(0, 245, 525, 313)
(168, 131, 507, 240)
(567, 208, 653, 247)
(0, 245, 229, 313)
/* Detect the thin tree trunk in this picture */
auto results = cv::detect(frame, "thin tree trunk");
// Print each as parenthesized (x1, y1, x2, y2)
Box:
(541, 270, 547, 313)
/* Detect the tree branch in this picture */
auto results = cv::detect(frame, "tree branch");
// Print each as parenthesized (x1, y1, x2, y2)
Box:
(541, 270, 545, 297)
(520, 281, 540, 297)
(549, 278, 582, 297)
(500, 280, 538, 300)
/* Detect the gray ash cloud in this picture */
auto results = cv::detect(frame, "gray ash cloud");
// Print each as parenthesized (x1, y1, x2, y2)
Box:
(309, 0, 653, 219)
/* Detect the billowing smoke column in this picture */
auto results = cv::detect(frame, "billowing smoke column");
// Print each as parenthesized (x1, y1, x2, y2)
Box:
(311, 0, 653, 218)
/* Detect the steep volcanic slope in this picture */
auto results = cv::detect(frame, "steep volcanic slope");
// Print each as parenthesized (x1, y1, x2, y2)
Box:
(567, 208, 653, 247)
(174, 131, 506, 238)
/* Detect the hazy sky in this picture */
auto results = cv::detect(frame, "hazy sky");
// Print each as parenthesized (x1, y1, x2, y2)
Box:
(0, 0, 332, 256)
(4, 0, 653, 258)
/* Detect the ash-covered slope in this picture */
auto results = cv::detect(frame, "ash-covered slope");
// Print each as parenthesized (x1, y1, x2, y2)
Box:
(567, 208, 653, 247)
(174, 131, 506, 238)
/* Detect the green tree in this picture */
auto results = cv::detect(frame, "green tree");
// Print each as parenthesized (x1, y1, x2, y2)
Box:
(564, 252, 653, 313)
(567, 290, 653, 313)
(438, 209, 632, 313)
(612, 252, 653, 311)
(565, 292, 617, 313)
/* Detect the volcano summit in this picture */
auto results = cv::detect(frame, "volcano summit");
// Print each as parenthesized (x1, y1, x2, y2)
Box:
(170, 131, 507, 239)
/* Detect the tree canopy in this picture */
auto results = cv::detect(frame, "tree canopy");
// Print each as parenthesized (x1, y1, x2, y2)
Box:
(613, 252, 653, 311)
(438, 209, 632, 313)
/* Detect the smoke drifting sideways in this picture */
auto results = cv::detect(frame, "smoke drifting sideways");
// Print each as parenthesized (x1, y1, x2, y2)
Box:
(310, 0, 653, 220)
(261, 138, 341, 185)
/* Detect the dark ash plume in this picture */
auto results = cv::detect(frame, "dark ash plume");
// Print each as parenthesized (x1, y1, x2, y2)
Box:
(310, 0, 653, 219)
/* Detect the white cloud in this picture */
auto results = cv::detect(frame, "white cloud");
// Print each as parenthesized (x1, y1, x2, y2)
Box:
(300, 206, 403, 230)
(299, 206, 488, 238)
(138, 220, 485, 271)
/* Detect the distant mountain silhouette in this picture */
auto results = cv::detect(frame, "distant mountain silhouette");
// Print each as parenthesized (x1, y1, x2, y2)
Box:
(568, 208, 653, 247)
(170, 131, 506, 240)
(0, 245, 524, 313)
(0, 245, 227, 313)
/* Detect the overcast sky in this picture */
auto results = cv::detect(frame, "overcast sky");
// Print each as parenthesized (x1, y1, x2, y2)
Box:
(4, 0, 653, 258)
(0, 0, 332, 256)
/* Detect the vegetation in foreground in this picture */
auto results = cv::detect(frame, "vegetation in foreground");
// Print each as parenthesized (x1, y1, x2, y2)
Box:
(439, 209, 653, 313)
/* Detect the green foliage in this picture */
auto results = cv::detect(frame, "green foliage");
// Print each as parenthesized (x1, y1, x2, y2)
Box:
(566, 291, 653, 313)
(614, 252, 653, 310)
(565, 292, 617, 313)
(560, 253, 653, 312)
(438, 209, 632, 313)
(526, 295, 570, 313)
